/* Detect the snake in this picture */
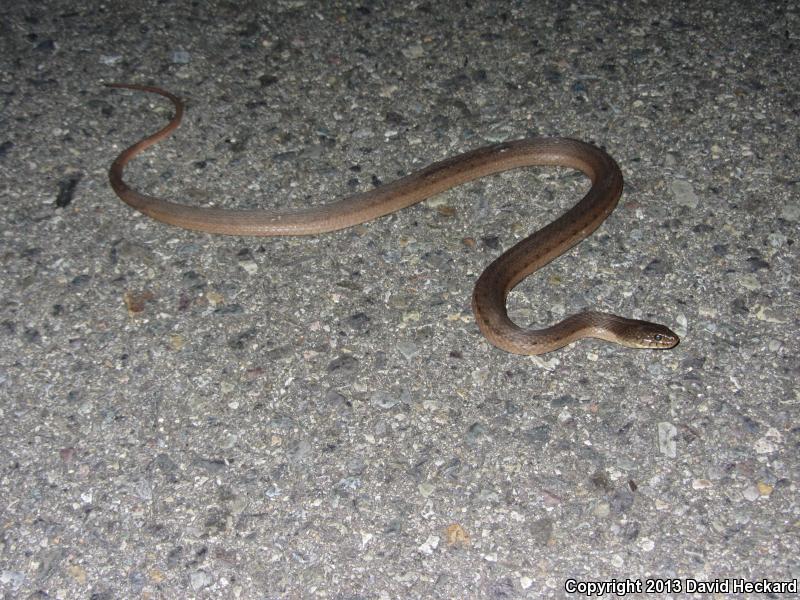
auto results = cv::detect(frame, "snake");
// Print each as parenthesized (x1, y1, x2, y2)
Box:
(105, 83, 679, 355)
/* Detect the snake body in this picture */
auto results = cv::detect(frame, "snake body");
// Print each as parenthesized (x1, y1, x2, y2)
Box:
(105, 83, 678, 355)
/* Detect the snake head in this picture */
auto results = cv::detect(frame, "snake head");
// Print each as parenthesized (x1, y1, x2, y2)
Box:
(627, 321, 680, 349)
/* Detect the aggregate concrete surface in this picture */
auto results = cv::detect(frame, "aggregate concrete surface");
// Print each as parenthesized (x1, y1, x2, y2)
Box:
(0, 0, 797, 598)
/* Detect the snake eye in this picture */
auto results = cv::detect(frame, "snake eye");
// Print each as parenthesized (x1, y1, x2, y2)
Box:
(654, 334, 663, 341)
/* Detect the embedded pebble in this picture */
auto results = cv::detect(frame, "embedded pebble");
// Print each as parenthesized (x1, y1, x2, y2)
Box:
(418, 482, 435, 498)
(670, 179, 699, 208)
(402, 44, 425, 59)
(418, 535, 439, 555)
(753, 437, 778, 454)
(239, 259, 258, 274)
(0, 571, 25, 591)
(371, 390, 398, 409)
(99, 54, 123, 65)
(171, 48, 191, 64)
(396, 340, 419, 360)
(190, 570, 213, 590)
(742, 485, 761, 502)
(658, 422, 678, 458)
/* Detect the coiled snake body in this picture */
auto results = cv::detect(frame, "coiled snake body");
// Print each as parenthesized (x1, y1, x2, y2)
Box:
(105, 83, 678, 355)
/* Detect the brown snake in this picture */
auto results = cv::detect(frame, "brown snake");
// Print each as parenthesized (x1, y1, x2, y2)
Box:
(105, 83, 679, 355)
